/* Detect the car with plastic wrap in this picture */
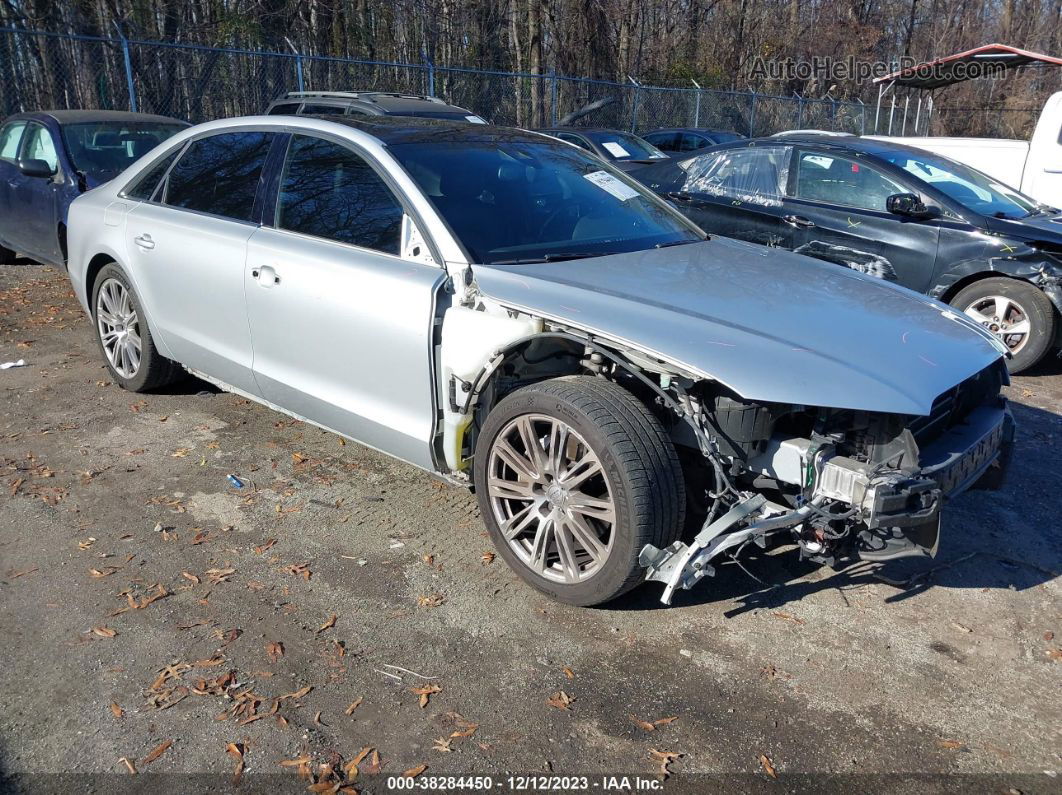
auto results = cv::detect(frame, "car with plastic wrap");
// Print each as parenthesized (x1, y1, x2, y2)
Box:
(0, 110, 188, 266)
(65, 115, 1014, 606)
(633, 134, 1062, 373)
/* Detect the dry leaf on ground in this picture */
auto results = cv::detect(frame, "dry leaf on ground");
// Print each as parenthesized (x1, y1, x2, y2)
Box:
(142, 740, 172, 765)
(410, 683, 441, 708)
(344, 697, 363, 715)
(547, 691, 574, 710)
(317, 614, 337, 632)
(758, 753, 777, 779)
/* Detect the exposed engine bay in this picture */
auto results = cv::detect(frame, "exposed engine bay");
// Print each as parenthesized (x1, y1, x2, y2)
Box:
(440, 297, 1014, 604)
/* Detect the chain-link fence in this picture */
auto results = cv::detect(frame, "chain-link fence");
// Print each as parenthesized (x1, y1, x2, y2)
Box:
(1, 25, 870, 136)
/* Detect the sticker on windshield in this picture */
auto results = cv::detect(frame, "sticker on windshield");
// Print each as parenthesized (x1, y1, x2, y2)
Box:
(602, 141, 631, 158)
(584, 170, 641, 201)
(465, 115, 487, 124)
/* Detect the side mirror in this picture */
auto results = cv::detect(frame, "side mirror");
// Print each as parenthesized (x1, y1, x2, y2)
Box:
(886, 192, 938, 219)
(17, 158, 57, 179)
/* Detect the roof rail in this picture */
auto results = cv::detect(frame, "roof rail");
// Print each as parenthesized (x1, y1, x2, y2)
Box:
(283, 90, 448, 104)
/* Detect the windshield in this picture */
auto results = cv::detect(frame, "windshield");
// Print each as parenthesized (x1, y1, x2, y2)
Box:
(390, 138, 702, 265)
(61, 121, 187, 177)
(584, 131, 669, 162)
(878, 149, 1039, 219)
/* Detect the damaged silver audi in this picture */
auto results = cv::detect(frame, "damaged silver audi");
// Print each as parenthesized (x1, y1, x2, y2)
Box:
(66, 115, 1014, 606)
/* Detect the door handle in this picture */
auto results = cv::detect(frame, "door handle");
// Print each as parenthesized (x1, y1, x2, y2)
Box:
(783, 214, 816, 229)
(133, 233, 155, 250)
(253, 265, 281, 287)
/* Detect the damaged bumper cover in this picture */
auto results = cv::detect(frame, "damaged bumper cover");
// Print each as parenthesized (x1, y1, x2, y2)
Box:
(641, 399, 1014, 604)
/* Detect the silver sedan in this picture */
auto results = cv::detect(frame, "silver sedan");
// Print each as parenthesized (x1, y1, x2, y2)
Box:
(66, 115, 1013, 605)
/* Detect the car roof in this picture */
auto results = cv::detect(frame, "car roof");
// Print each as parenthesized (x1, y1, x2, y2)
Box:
(4, 109, 188, 126)
(733, 133, 937, 159)
(279, 92, 470, 113)
(304, 114, 548, 145)
(649, 127, 739, 135)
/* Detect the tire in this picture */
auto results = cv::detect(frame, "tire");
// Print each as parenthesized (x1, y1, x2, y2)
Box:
(0, 243, 16, 265)
(91, 263, 180, 392)
(951, 277, 1056, 374)
(473, 375, 685, 606)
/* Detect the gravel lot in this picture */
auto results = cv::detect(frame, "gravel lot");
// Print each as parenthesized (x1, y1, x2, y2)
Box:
(1, 261, 1060, 793)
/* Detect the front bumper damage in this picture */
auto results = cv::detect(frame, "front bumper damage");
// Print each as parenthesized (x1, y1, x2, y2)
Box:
(640, 399, 1014, 604)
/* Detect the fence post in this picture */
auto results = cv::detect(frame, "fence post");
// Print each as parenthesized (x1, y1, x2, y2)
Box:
(857, 98, 865, 135)
(748, 90, 757, 136)
(796, 93, 804, 129)
(550, 69, 558, 126)
(113, 23, 138, 112)
(423, 50, 435, 97)
(627, 76, 640, 132)
(691, 79, 701, 126)
(284, 38, 305, 93)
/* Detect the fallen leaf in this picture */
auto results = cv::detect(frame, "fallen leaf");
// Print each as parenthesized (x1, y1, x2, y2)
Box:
(937, 739, 966, 750)
(433, 737, 453, 753)
(193, 655, 226, 667)
(403, 764, 428, 778)
(90, 567, 120, 578)
(758, 753, 777, 779)
(547, 691, 574, 710)
(142, 739, 172, 765)
(226, 742, 245, 785)
(562, 666, 575, 680)
(650, 748, 683, 779)
(110, 702, 124, 718)
(254, 538, 277, 554)
(318, 613, 337, 633)
(481, 551, 495, 565)
(364, 749, 382, 775)
(313, 710, 324, 725)
(772, 611, 805, 625)
(630, 715, 656, 732)
(417, 593, 445, 608)
(92, 626, 118, 638)
(344, 697, 363, 715)
(180, 571, 200, 584)
(9, 566, 38, 578)
(345, 746, 373, 777)
(118, 757, 137, 774)
(266, 641, 284, 663)
(1044, 630, 1054, 642)
(292, 452, 309, 464)
(450, 722, 479, 738)
(653, 716, 679, 727)
(278, 685, 313, 701)
(410, 683, 441, 708)
(171, 448, 191, 458)
(1048, 648, 1062, 662)
(280, 754, 311, 768)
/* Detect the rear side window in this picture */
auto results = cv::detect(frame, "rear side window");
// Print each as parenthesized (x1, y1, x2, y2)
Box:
(680, 146, 792, 206)
(276, 134, 402, 255)
(124, 148, 181, 201)
(644, 131, 679, 151)
(0, 122, 27, 161)
(164, 131, 272, 221)
(267, 104, 299, 115)
(299, 103, 346, 115)
(679, 132, 708, 152)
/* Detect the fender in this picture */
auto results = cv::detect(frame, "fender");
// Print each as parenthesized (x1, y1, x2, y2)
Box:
(931, 244, 1062, 316)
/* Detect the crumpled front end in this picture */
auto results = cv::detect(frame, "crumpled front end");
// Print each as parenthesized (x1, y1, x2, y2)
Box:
(640, 359, 1014, 604)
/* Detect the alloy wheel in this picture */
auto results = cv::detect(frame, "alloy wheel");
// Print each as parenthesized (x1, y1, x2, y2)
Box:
(486, 414, 616, 584)
(963, 294, 1032, 355)
(96, 277, 142, 378)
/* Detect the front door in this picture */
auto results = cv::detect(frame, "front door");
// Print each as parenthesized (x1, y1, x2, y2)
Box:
(671, 144, 796, 249)
(124, 130, 276, 395)
(245, 133, 445, 470)
(17, 122, 63, 263)
(0, 121, 28, 251)
(784, 149, 940, 290)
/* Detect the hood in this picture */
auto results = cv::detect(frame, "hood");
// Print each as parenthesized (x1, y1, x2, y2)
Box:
(473, 238, 1005, 416)
(985, 211, 1062, 247)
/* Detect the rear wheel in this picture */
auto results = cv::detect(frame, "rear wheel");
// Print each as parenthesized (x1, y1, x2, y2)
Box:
(474, 376, 685, 606)
(92, 263, 180, 392)
(952, 277, 1055, 374)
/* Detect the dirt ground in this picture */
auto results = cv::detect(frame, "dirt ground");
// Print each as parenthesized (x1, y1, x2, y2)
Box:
(0, 261, 1059, 794)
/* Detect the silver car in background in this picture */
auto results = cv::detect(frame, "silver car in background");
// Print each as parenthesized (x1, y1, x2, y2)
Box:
(66, 115, 1014, 606)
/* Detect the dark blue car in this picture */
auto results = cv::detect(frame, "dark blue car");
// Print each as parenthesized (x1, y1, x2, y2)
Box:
(0, 110, 188, 267)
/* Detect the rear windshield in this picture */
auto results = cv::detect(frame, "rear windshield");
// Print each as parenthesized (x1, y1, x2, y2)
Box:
(61, 121, 187, 178)
(390, 138, 700, 265)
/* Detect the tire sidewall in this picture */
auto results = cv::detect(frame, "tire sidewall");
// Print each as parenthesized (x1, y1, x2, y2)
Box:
(91, 263, 155, 392)
(474, 385, 640, 607)
(952, 278, 1054, 373)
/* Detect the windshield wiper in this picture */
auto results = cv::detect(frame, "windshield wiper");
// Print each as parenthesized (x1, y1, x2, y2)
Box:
(488, 252, 615, 265)
(655, 238, 702, 249)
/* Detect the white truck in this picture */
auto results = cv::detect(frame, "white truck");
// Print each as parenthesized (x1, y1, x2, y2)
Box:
(872, 91, 1062, 207)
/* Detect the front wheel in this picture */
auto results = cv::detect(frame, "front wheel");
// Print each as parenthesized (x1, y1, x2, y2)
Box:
(951, 277, 1056, 374)
(473, 376, 685, 606)
(91, 263, 179, 392)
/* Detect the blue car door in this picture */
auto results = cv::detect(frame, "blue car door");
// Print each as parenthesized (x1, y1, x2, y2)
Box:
(16, 122, 63, 263)
(0, 120, 29, 252)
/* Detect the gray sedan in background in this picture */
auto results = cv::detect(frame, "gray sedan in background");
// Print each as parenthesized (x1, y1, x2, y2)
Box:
(66, 115, 1012, 606)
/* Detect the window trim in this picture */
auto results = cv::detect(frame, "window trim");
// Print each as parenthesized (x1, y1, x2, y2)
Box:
(267, 130, 445, 267)
(117, 139, 189, 202)
(0, 121, 29, 163)
(786, 147, 917, 215)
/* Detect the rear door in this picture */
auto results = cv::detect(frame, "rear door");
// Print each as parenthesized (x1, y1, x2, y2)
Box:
(671, 144, 795, 248)
(784, 148, 940, 290)
(124, 130, 276, 395)
(17, 122, 63, 262)
(0, 121, 28, 250)
(245, 133, 445, 469)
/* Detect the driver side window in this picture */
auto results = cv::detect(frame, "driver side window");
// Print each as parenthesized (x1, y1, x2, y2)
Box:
(22, 124, 59, 172)
(793, 151, 906, 212)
